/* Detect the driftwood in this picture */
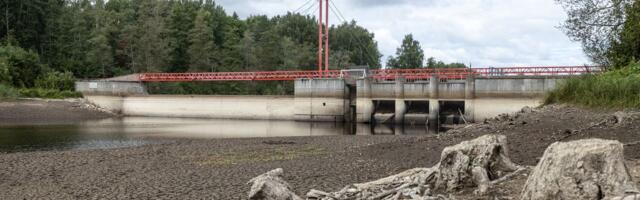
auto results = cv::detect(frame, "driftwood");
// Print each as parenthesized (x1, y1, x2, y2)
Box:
(306, 134, 522, 200)
(520, 139, 639, 200)
(247, 168, 303, 200)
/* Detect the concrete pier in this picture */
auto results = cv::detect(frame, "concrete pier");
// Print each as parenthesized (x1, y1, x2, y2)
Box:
(294, 78, 349, 122)
(429, 75, 439, 99)
(356, 78, 374, 123)
(464, 74, 476, 122)
(394, 76, 406, 124)
(429, 99, 439, 129)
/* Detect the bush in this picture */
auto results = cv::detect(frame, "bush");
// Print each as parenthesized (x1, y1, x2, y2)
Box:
(35, 71, 75, 91)
(0, 45, 43, 88)
(0, 59, 11, 84)
(545, 62, 640, 108)
(18, 88, 82, 99)
(0, 84, 18, 98)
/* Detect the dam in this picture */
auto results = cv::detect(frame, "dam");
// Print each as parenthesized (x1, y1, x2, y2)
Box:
(76, 67, 599, 127)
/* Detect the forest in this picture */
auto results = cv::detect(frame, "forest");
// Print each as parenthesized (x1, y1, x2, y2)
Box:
(0, 0, 464, 96)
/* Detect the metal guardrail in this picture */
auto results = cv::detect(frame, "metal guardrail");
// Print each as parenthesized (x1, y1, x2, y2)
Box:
(137, 66, 602, 82)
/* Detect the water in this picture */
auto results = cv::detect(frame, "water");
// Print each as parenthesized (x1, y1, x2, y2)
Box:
(0, 117, 436, 153)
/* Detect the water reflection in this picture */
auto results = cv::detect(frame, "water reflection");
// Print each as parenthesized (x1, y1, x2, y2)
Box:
(0, 117, 437, 152)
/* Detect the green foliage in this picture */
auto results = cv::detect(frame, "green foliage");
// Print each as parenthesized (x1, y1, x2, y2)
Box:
(545, 62, 640, 108)
(387, 34, 424, 69)
(426, 57, 468, 68)
(607, 1, 640, 68)
(0, 45, 43, 87)
(35, 71, 75, 91)
(131, 0, 170, 72)
(18, 88, 82, 99)
(0, 57, 12, 84)
(147, 81, 292, 96)
(0, 0, 387, 95)
(0, 84, 18, 98)
(330, 21, 382, 69)
(188, 9, 217, 72)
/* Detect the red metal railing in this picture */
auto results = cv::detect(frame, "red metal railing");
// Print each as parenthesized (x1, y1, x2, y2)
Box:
(138, 66, 602, 82)
(139, 70, 342, 82)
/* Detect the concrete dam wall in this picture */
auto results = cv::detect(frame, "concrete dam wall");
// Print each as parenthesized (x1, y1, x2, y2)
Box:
(86, 95, 348, 121)
(78, 76, 566, 123)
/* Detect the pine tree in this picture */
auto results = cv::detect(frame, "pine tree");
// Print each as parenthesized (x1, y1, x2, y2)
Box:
(132, 0, 169, 72)
(86, 0, 113, 78)
(187, 9, 217, 72)
(238, 30, 257, 71)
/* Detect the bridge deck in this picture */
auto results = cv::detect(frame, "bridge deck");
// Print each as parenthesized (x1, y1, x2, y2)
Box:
(103, 66, 601, 82)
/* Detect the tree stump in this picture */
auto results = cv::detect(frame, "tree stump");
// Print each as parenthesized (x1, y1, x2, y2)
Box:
(520, 139, 639, 200)
(433, 134, 520, 194)
(305, 134, 521, 199)
(247, 168, 302, 200)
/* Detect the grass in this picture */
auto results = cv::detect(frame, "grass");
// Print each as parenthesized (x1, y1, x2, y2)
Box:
(18, 88, 82, 99)
(545, 62, 640, 108)
(0, 84, 82, 99)
(196, 146, 326, 166)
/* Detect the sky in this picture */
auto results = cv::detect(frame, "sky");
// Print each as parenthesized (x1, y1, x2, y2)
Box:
(215, 0, 590, 68)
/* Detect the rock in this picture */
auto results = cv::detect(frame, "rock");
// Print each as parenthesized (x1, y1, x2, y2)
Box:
(247, 168, 302, 200)
(434, 134, 520, 194)
(612, 194, 640, 200)
(614, 111, 629, 125)
(520, 139, 639, 200)
(521, 106, 533, 113)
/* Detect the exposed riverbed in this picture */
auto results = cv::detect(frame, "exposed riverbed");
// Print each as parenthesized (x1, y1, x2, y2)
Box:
(0, 99, 639, 199)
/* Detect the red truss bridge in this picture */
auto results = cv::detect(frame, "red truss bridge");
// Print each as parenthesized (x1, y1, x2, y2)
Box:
(133, 66, 602, 82)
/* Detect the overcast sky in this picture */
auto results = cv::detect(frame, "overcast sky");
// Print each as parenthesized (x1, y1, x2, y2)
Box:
(215, 0, 590, 67)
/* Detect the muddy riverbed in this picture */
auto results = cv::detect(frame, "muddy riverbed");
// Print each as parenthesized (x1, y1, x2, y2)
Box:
(0, 99, 639, 199)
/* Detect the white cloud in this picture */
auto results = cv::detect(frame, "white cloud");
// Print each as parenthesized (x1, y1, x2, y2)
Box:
(215, 0, 590, 67)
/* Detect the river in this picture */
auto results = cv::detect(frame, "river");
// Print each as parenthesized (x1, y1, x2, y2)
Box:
(0, 117, 437, 152)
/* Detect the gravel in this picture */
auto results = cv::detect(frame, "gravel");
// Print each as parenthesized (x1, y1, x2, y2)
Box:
(0, 103, 639, 199)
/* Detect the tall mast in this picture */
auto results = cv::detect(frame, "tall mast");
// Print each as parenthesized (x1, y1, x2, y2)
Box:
(317, 0, 323, 75)
(324, 0, 330, 73)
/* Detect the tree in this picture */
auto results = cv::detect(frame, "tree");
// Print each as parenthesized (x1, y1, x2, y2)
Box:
(131, 0, 169, 72)
(86, 0, 113, 78)
(426, 57, 437, 68)
(0, 0, 50, 53)
(607, 1, 640, 67)
(238, 30, 258, 71)
(0, 0, 389, 95)
(167, 1, 197, 73)
(329, 50, 353, 69)
(0, 44, 43, 87)
(556, 0, 634, 66)
(218, 13, 246, 68)
(187, 9, 217, 72)
(425, 57, 467, 68)
(330, 21, 382, 68)
(281, 37, 315, 70)
(387, 34, 424, 69)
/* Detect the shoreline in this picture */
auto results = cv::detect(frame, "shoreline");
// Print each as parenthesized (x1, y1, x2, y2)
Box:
(0, 98, 115, 126)
(0, 101, 639, 198)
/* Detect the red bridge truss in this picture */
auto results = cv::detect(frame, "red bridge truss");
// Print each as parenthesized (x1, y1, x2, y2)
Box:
(136, 66, 602, 82)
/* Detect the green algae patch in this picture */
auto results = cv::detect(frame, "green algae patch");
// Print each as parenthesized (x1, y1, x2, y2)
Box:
(196, 146, 326, 166)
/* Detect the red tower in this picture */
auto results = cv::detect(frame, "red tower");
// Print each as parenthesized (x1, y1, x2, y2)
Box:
(318, 0, 330, 76)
